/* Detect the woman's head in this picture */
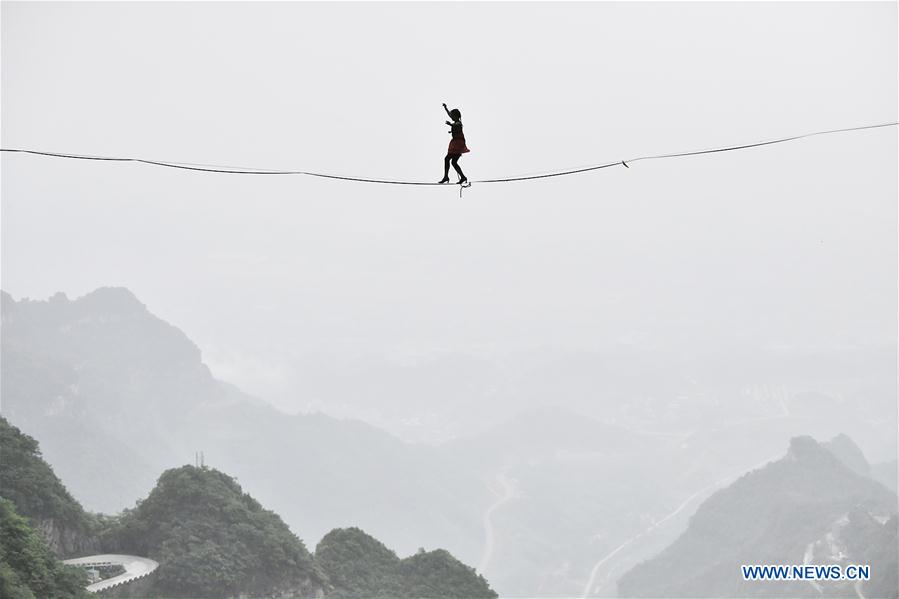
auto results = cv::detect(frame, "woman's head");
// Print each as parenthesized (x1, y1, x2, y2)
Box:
(449, 108, 462, 121)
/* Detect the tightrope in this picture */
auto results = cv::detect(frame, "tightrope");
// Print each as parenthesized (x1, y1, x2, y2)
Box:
(2, 122, 895, 191)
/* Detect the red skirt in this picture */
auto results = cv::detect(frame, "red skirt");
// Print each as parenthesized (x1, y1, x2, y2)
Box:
(448, 137, 470, 155)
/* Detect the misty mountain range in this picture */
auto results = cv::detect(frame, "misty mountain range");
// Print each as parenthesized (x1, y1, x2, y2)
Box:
(618, 435, 896, 598)
(1, 288, 487, 559)
(0, 416, 496, 598)
(1, 287, 895, 597)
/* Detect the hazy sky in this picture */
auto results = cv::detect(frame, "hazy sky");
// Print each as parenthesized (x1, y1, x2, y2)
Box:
(2, 2, 896, 399)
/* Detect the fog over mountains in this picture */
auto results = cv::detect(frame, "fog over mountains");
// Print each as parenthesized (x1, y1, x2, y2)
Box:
(0, 415, 497, 598)
(3, 2, 895, 596)
(1, 287, 895, 597)
(618, 435, 897, 598)
(1, 288, 487, 559)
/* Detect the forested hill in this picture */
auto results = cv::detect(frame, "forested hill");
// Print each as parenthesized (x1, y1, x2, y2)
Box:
(1, 416, 497, 598)
(100, 465, 324, 598)
(0, 288, 487, 559)
(0, 416, 97, 557)
(617, 435, 898, 598)
(0, 417, 93, 597)
(315, 527, 497, 599)
(100, 465, 498, 599)
(0, 498, 89, 598)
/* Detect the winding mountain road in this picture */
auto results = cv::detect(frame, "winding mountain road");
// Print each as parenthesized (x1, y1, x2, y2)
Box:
(478, 472, 516, 575)
(63, 554, 158, 593)
(580, 454, 782, 598)
(579, 475, 731, 598)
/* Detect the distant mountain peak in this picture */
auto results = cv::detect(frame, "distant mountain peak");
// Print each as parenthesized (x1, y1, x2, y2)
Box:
(1, 286, 149, 321)
(2, 286, 209, 427)
(76, 286, 147, 315)
(787, 434, 874, 479)
(787, 435, 839, 464)
(618, 435, 898, 598)
(823, 433, 872, 476)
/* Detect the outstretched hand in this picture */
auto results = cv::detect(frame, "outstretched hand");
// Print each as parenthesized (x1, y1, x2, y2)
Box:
(442, 102, 447, 107)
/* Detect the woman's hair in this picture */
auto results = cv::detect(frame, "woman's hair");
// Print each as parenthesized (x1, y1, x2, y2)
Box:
(449, 108, 462, 120)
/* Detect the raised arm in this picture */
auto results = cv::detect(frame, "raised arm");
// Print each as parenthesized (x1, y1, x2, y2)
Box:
(442, 102, 452, 118)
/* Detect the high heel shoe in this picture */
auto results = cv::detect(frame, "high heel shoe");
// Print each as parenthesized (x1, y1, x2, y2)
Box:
(438, 177, 450, 184)
(457, 176, 468, 185)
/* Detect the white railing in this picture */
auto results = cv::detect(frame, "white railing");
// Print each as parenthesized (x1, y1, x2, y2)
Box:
(63, 554, 159, 594)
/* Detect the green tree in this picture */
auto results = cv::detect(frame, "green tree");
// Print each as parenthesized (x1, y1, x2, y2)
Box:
(0, 417, 94, 535)
(102, 465, 322, 598)
(0, 497, 88, 598)
(315, 527, 497, 599)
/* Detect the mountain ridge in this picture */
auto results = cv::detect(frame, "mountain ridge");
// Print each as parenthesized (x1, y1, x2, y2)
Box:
(617, 435, 898, 598)
(0, 415, 496, 598)
(1, 288, 486, 563)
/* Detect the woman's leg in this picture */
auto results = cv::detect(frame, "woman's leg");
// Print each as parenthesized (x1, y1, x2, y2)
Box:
(451, 155, 466, 180)
(440, 154, 452, 182)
